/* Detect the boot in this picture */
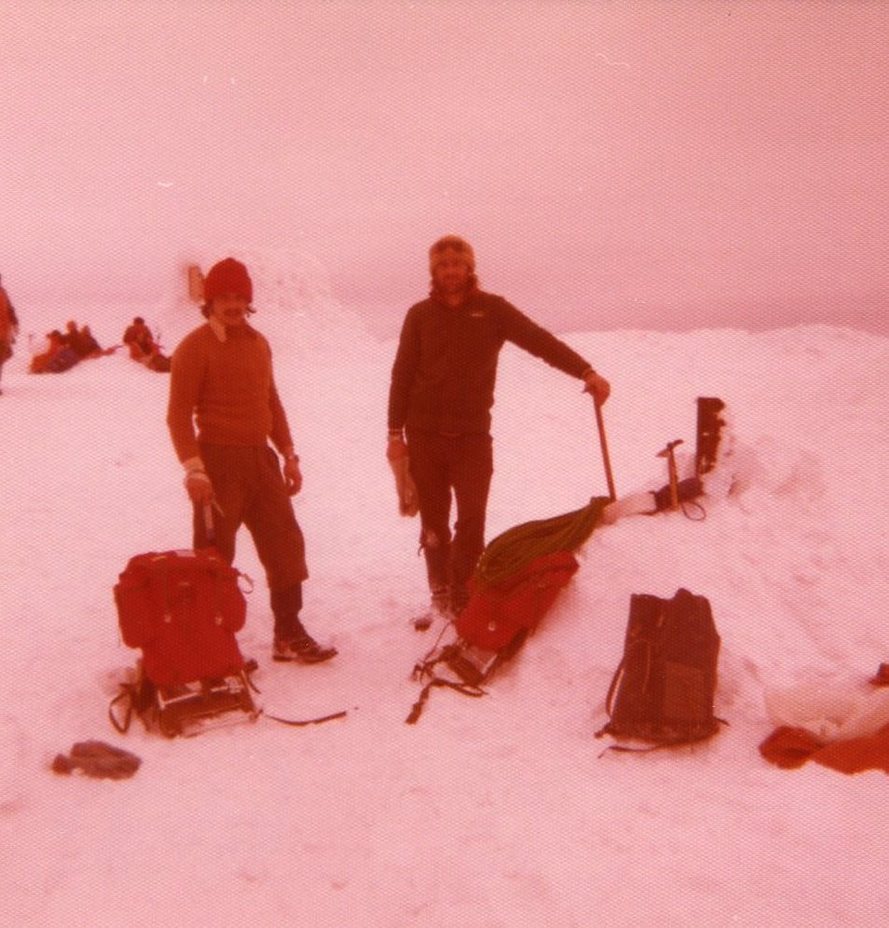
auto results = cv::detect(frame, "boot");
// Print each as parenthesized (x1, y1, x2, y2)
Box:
(413, 586, 452, 631)
(272, 634, 337, 664)
(270, 584, 337, 663)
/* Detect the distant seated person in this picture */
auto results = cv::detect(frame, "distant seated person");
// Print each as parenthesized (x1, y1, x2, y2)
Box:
(123, 316, 156, 360)
(122, 316, 170, 372)
(30, 330, 80, 374)
(64, 320, 114, 360)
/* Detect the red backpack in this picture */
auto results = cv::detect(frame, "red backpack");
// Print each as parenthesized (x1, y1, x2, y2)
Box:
(114, 548, 249, 687)
(455, 549, 579, 653)
(110, 548, 258, 737)
(407, 550, 580, 723)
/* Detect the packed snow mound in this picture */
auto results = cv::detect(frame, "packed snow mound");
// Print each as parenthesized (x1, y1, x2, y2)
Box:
(14, 243, 373, 364)
(143, 243, 373, 359)
(765, 672, 889, 742)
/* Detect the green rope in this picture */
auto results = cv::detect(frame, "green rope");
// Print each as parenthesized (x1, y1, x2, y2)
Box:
(474, 496, 611, 589)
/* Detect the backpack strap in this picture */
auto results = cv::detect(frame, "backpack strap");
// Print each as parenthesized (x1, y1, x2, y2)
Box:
(603, 656, 626, 720)
(262, 709, 348, 727)
(597, 638, 651, 737)
(405, 634, 487, 724)
(238, 659, 344, 727)
(405, 676, 486, 725)
(597, 718, 729, 757)
(108, 685, 135, 734)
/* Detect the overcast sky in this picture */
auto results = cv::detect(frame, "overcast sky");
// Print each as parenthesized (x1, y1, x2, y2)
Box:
(2, 0, 887, 336)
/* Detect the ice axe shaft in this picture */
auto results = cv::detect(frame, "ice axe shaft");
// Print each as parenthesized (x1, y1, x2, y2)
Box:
(657, 439, 684, 510)
(202, 499, 224, 543)
(594, 399, 617, 501)
(203, 503, 216, 543)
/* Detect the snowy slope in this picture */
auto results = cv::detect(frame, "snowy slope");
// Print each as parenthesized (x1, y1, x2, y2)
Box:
(1, 296, 887, 926)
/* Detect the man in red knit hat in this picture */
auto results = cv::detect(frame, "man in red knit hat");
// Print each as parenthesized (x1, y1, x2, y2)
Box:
(167, 257, 336, 663)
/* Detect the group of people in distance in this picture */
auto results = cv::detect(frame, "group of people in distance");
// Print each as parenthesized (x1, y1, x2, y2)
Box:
(168, 240, 612, 664)
(24, 316, 170, 375)
(29, 320, 114, 373)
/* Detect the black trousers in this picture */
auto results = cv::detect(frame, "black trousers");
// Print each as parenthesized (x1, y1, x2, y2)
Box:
(192, 444, 308, 640)
(406, 430, 493, 611)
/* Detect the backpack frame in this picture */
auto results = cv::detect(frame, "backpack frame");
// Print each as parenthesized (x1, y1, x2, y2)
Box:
(110, 547, 258, 737)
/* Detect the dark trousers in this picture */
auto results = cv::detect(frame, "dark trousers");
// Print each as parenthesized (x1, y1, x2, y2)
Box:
(407, 430, 493, 611)
(193, 444, 308, 640)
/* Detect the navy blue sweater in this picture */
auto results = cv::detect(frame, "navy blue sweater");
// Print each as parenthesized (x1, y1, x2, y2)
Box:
(388, 290, 591, 436)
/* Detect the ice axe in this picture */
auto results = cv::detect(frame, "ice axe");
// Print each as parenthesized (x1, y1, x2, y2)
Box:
(657, 439, 683, 510)
(594, 398, 617, 502)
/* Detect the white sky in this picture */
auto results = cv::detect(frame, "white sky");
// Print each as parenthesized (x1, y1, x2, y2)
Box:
(2, 0, 887, 335)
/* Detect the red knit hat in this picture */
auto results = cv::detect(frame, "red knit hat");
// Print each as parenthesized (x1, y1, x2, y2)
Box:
(203, 257, 253, 303)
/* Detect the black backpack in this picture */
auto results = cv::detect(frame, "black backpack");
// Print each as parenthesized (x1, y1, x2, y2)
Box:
(596, 588, 722, 749)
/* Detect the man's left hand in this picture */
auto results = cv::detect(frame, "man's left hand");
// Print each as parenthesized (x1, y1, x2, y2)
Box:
(583, 370, 611, 405)
(283, 457, 303, 496)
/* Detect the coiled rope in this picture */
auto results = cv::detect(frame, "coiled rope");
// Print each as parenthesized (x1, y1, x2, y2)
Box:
(473, 496, 611, 589)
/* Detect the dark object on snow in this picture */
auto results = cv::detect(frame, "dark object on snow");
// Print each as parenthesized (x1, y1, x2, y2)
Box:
(110, 548, 258, 737)
(760, 724, 889, 775)
(653, 476, 703, 513)
(596, 588, 723, 750)
(52, 740, 141, 779)
(695, 397, 726, 477)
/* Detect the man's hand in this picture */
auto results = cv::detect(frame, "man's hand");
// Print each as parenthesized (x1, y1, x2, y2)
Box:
(283, 455, 303, 496)
(386, 432, 418, 517)
(184, 468, 214, 505)
(387, 434, 409, 462)
(583, 369, 611, 405)
(396, 469, 419, 517)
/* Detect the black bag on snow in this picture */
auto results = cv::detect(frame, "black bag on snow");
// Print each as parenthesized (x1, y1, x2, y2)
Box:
(695, 396, 726, 477)
(596, 588, 722, 748)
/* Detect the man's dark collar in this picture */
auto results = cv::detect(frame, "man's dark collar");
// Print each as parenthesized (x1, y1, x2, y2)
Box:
(430, 284, 479, 308)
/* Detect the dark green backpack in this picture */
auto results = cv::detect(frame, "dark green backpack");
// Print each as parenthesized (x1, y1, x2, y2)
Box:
(597, 588, 722, 749)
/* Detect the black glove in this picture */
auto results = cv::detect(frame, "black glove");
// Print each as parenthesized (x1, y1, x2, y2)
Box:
(52, 740, 142, 779)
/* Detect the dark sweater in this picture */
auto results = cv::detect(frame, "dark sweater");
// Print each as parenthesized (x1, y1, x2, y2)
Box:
(388, 290, 591, 435)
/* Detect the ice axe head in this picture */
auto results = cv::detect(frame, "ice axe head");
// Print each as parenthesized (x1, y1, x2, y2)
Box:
(657, 439, 684, 459)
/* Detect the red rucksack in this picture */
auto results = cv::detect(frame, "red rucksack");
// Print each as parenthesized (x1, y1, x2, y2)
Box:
(455, 549, 580, 653)
(114, 548, 249, 687)
(407, 550, 580, 722)
(110, 548, 257, 736)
